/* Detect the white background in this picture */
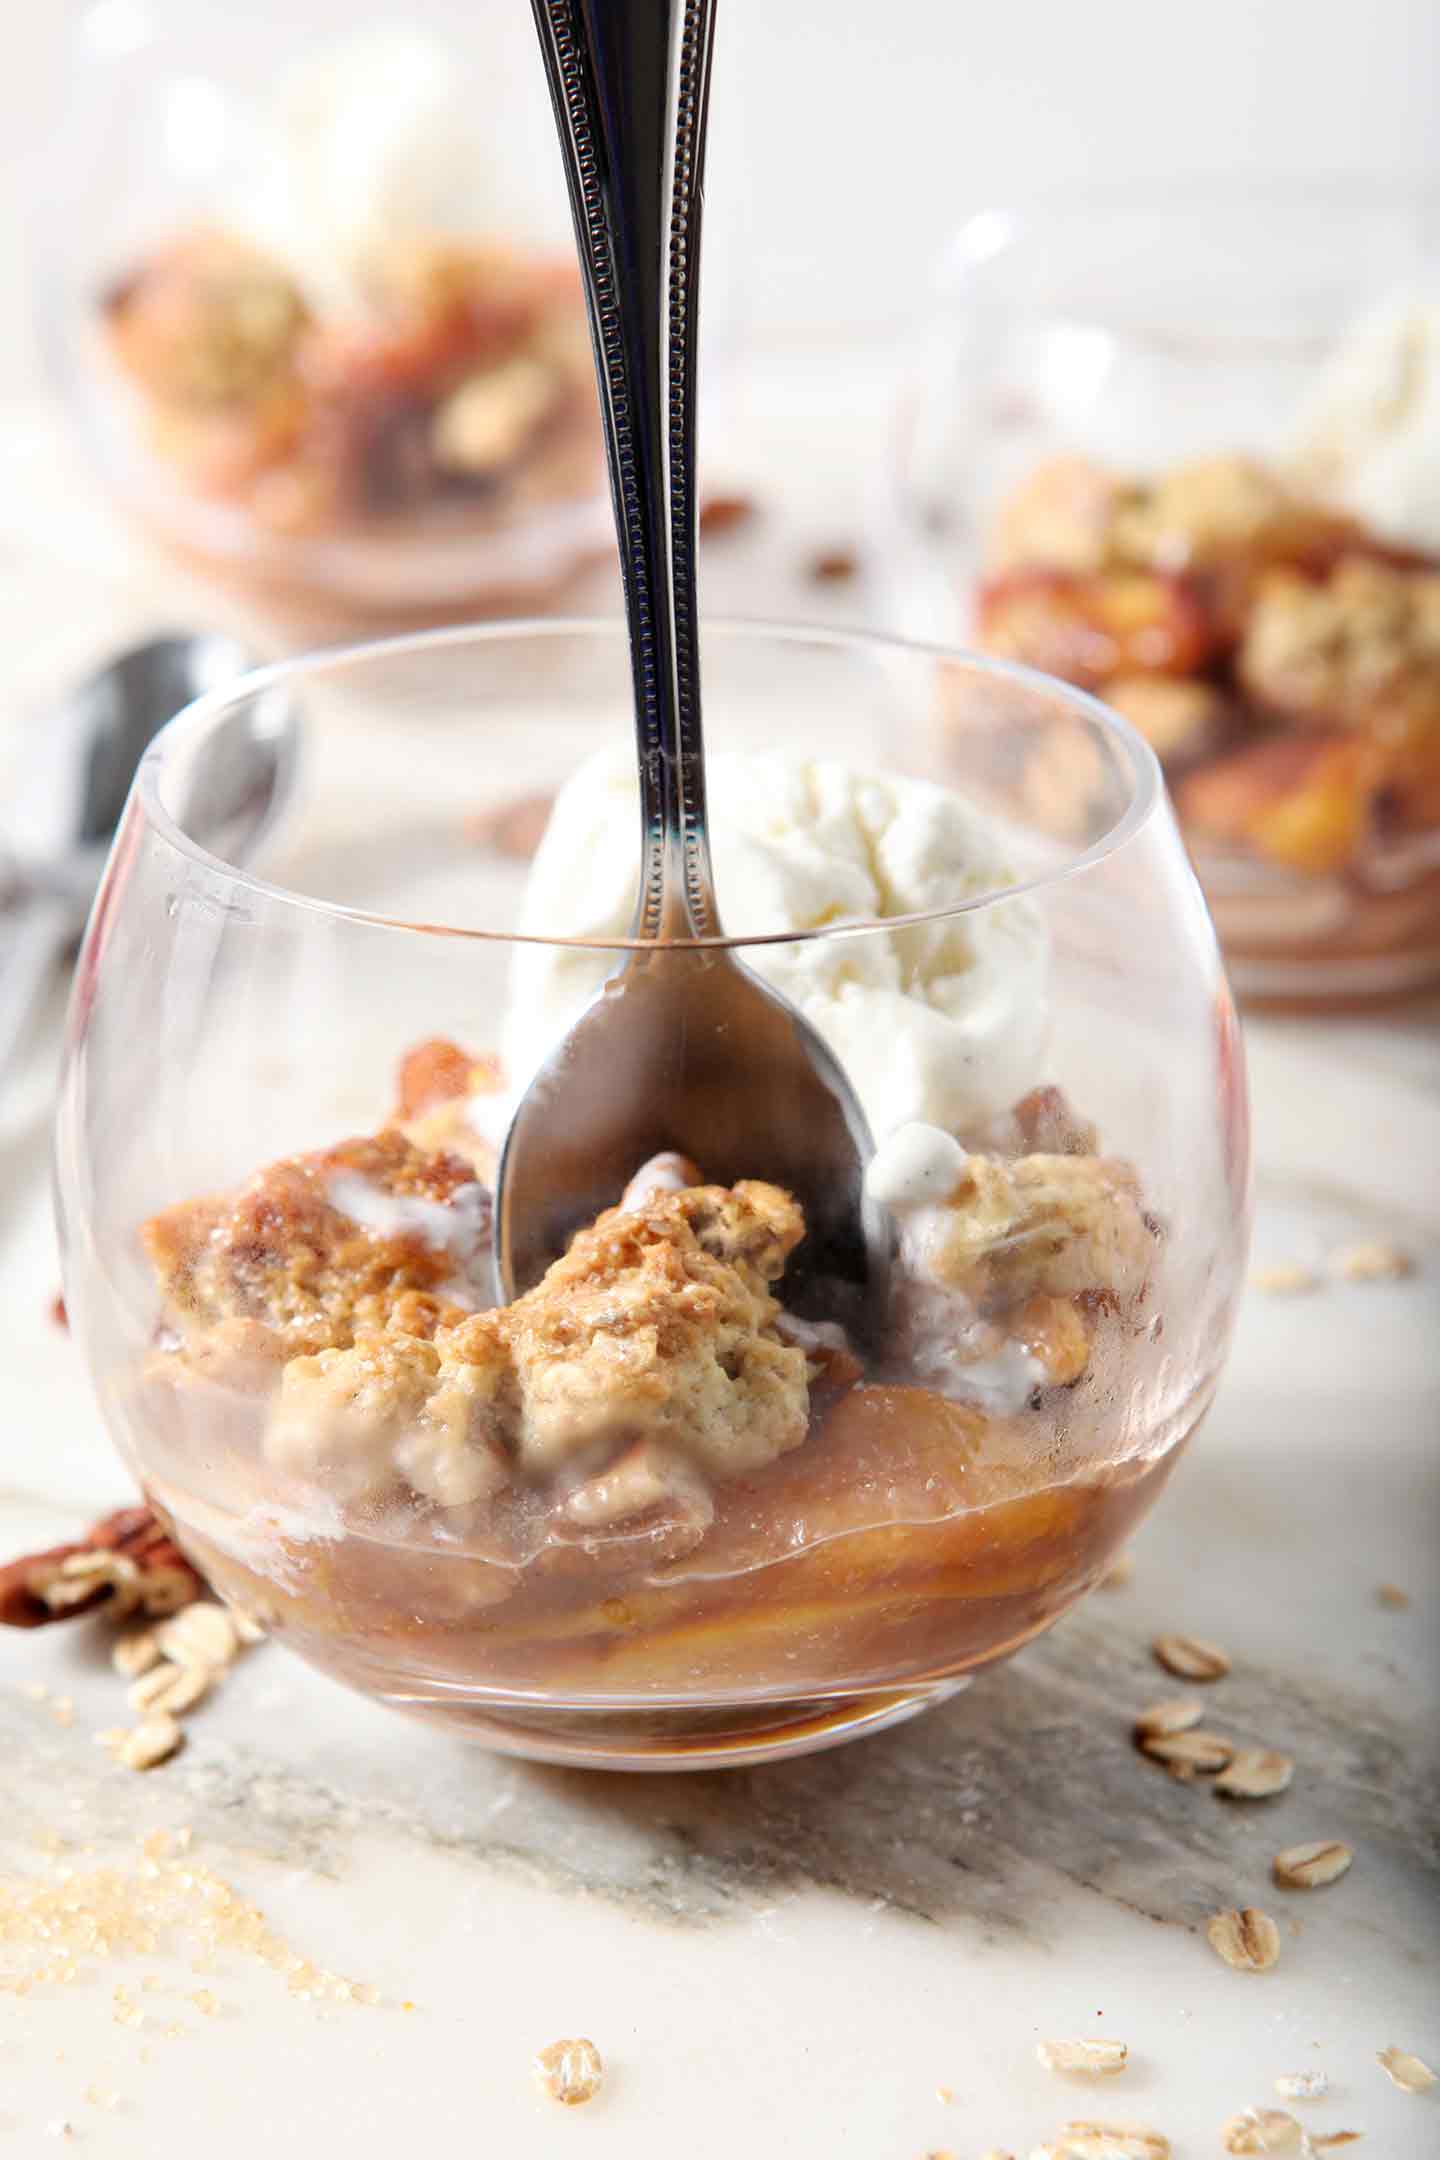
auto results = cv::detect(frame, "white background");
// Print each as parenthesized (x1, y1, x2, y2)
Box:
(0, 0, 1437, 395)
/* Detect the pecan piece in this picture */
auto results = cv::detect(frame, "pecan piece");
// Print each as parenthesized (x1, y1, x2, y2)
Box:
(392, 1037, 495, 1121)
(0, 1505, 204, 1629)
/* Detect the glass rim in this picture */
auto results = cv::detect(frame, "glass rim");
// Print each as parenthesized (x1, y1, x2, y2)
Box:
(945, 176, 1440, 235)
(939, 182, 1440, 305)
(134, 614, 1164, 950)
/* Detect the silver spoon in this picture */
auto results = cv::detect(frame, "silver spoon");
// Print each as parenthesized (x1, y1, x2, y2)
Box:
(0, 632, 298, 1080)
(496, 0, 884, 1325)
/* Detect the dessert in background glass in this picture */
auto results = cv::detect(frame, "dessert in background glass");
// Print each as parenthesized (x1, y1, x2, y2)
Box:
(55, 622, 1250, 1769)
(34, 11, 625, 616)
(894, 193, 1440, 1001)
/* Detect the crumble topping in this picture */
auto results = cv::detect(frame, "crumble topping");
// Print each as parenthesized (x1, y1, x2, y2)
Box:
(251, 1178, 809, 1513)
(475, 1179, 808, 1478)
(905, 1152, 1152, 1305)
(1239, 555, 1440, 733)
(143, 1130, 491, 1360)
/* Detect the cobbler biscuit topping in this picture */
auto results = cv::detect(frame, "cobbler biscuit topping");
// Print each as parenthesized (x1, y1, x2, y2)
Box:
(143, 1130, 493, 1361)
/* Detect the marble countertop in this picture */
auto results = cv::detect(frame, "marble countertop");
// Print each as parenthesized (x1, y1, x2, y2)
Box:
(0, 374, 1437, 2159)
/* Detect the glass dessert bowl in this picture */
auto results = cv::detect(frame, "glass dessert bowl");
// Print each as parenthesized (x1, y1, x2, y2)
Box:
(894, 193, 1440, 1002)
(35, 11, 617, 617)
(55, 622, 1250, 1769)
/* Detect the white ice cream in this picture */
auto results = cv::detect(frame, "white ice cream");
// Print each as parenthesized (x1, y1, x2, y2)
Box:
(864, 1122, 970, 1211)
(1291, 290, 1440, 552)
(503, 749, 1049, 1141)
(227, 29, 504, 315)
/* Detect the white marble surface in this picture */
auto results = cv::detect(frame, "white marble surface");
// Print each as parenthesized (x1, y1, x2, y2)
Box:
(0, 376, 1438, 2159)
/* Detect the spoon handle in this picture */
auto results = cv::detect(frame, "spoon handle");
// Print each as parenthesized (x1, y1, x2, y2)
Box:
(530, 0, 720, 939)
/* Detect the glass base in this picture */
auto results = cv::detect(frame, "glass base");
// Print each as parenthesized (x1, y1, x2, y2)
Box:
(375, 1674, 974, 1771)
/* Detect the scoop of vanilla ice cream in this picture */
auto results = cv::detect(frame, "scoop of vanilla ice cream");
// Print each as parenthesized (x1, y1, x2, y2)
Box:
(1290, 291, 1440, 552)
(227, 29, 503, 315)
(502, 749, 1049, 1140)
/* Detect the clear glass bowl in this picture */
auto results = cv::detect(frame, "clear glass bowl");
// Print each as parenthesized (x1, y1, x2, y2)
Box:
(32, 2, 629, 618)
(892, 191, 1440, 1004)
(54, 621, 1250, 1769)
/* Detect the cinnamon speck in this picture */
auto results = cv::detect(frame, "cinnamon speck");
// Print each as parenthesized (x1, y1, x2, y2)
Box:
(698, 492, 756, 537)
(807, 546, 860, 583)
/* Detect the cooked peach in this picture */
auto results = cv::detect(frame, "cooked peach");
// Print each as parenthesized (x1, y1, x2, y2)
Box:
(977, 568, 1215, 690)
(1177, 735, 1374, 874)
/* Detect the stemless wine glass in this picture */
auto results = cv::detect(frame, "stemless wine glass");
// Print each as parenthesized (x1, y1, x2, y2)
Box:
(891, 191, 1440, 1003)
(54, 622, 1250, 1770)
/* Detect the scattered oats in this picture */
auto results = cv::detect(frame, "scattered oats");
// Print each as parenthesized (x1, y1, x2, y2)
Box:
(128, 1661, 212, 1717)
(1038, 2039, 1129, 2077)
(1152, 1634, 1230, 1681)
(1140, 1730, 1234, 1777)
(1310, 2136, 1362, 2150)
(1221, 2106, 1302, 2152)
(1274, 2071, 1330, 2100)
(1206, 1907, 1281, 1972)
(1214, 1748, 1294, 1799)
(116, 1713, 184, 1772)
(155, 1602, 238, 1670)
(935, 2085, 954, 2102)
(1333, 1239, 1413, 1282)
(1100, 1551, 1135, 1590)
(1134, 1698, 1204, 1740)
(1273, 1841, 1353, 1890)
(925, 2150, 957, 2159)
(1053, 2124, 1169, 2158)
(94, 1727, 128, 1750)
(24, 1680, 50, 1702)
(1377, 2047, 1436, 2093)
(44, 1550, 140, 1612)
(1250, 1263, 1320, 1296)
(44, 2123, 74, 2142)
(50, 1696, 75, 1729)
(534, 2036, 603, 2107)
(981, 2152, 1016, 2160)
(191, 1988, 219, 2016)
(112, 1626, 162, 1679)
(1376, 1582, 1410, 1610)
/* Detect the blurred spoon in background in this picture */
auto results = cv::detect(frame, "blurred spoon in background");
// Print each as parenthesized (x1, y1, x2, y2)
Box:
(0, 631, 299, 1084)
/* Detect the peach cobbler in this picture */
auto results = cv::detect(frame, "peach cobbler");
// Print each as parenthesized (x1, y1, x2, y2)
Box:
(100, 742, 1233, 1760)
(89, 31, 600, 568)
(975, 453, 1440, 989)
(101, 226, 597, 545)
(134, 1038, 1169, 1713)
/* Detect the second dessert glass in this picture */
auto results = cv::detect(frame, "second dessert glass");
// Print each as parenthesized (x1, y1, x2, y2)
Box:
(893, 192, 1440, 1002)
(55, 621, 1250, 1768)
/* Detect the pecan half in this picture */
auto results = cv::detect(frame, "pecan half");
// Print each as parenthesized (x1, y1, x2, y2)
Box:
(0, 1505, 204, 1629)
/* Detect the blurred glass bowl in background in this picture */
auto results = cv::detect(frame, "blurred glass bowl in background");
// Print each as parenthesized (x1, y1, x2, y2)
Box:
(33, 2, 738, 620)
(892, 191, 1440, 1003)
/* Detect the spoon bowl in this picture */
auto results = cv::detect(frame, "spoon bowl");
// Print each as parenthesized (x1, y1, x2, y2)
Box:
(497, 942, 880, 1310)
(496, 0, 883, 1309)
